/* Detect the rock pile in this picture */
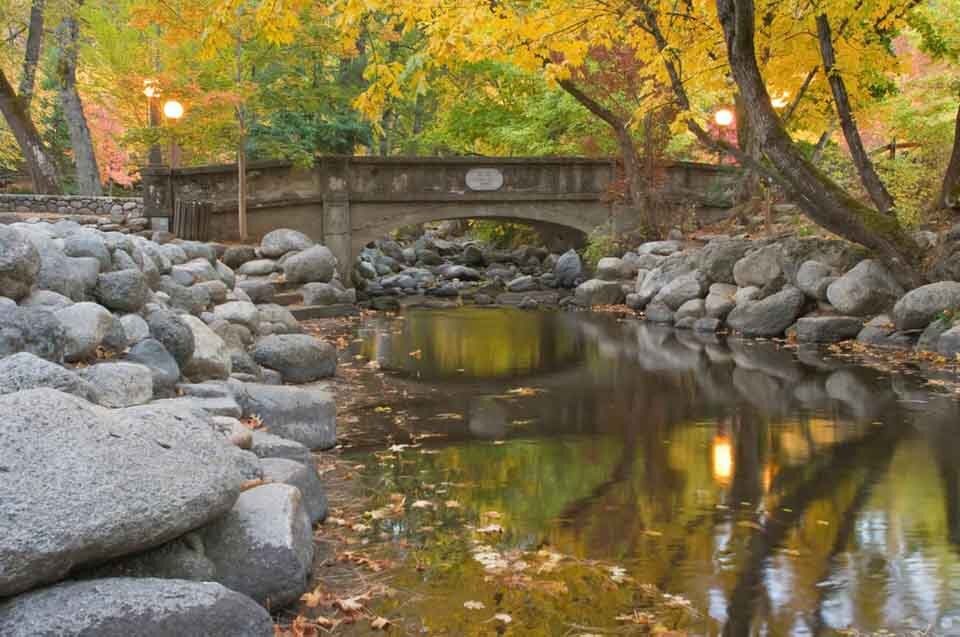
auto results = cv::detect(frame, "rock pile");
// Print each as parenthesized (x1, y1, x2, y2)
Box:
(0, 221, 339, 634)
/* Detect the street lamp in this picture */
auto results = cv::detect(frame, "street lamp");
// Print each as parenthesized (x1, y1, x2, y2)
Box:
(143, 79, 162, 166)
(162, 99, 184, 168)
(714, 108, 735, 165)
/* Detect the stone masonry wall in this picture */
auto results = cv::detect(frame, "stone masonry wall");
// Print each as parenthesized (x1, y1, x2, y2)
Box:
(0, 193, 143, 218)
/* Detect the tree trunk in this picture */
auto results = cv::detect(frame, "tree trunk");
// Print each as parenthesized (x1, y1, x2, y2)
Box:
(56, 7, 102, 196)
(940, 102, 960, 211)
(235, 12, 248, 241)
(18, 0, 45, 110)
(816, 14, 895, 215)
(715, 0, 923, 286)
(0, 68, 61, 194)
(558, 79, 649, 228)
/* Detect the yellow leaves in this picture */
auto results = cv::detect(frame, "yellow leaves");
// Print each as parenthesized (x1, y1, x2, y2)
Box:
(463, 600, 486, 610)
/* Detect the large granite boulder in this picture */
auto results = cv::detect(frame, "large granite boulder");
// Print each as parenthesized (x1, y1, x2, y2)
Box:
(0, 225, 40, 301)
(795, 316, 864, 343)
(252, 334, 336, 383)
(892, 282, 960, 331)
(700, 239, 751, 284)
(231, 382, 336, 450)
(213, 301, 260, 332)
(95, 269, 149, 313)
(596, 257, 624, 281)
(574, 279, 625, 306)
(201, 483, 315, 609)
(181, 315, 232, 381)
(733, 244, 782, 288)
(796, 260, 835, 301)
(282, 245, 337, 284)
(654, 271, 708, 310)
(223, 245, 258, 269)
(260, 229, 315, 258)
(63, 231, 111, 269)
(147, 309, 196, 366)
(127, 339, 181, 395)
(0, 352, 92, 398)
(0, 390, 244, 597)
(80, 362, 154, 407)
(260, 458, 328, 524)
(0, 306, 66, 362)
(55, 302, 115, 362)
(726, 286, 806, 337)
(825, 259, 903, 316)
(554, 249, 583, 287)
(0, 578, 272, 637)
(249, 430, 313, 465)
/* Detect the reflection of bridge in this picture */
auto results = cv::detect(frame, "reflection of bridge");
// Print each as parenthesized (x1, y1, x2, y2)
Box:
(142, 156, 736, 277)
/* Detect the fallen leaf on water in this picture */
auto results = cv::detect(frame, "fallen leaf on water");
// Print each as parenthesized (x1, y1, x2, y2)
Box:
(411, 499, 434, 509)
(444, 500, 461, 509)
(477, 524, 504, 534)
(494, 613, 512, 624)
(609, 566, 631, 583)
(370, 616, 391, 630)
(408, 349, 422, 359)
(334, 596, 366, 614)
(463, 600, 486, 610)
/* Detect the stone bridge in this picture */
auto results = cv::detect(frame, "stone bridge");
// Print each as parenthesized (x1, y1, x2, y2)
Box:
(142, 156, 736, 277)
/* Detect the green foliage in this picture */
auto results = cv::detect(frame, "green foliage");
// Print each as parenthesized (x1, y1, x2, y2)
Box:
(467, 220, 540, 250)
(582, 229, 624, 269)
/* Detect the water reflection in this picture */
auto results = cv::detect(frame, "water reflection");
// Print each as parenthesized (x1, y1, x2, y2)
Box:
(348, 309, 960, 635)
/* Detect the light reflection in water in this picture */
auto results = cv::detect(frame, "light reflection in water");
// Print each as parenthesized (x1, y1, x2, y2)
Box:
(347, 308, 960, 635)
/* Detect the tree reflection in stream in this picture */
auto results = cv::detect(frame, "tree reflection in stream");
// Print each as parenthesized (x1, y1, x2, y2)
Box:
(346, 308, 960, 635)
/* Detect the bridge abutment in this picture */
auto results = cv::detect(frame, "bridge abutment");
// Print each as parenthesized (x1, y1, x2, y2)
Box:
(322, 192, 353, 281)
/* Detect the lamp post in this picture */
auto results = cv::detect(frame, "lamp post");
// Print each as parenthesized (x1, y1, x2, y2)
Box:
(163, 99, 184, 169)
(714, 108, 735, 165)
(143, 79, 162, 166)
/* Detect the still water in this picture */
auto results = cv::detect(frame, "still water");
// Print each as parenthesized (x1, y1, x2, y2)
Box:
(345, 307, 960, 636)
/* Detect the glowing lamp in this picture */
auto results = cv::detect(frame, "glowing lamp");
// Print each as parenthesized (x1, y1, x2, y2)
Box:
(712, 434, 733, 485)
(163, 100, 184, 120)
(714, 108, 735, 127)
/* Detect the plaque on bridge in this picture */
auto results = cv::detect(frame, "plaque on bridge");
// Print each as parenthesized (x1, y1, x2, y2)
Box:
(465, 168, 504, 191)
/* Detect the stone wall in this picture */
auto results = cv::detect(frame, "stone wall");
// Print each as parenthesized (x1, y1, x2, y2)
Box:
(0, 193, 143, 218)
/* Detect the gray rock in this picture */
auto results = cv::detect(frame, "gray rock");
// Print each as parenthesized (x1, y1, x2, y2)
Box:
(0, 578, 273, 637)
(700, 239, 751, 284)
(796, 260, 834, 301)
(63, 231, 111, 270)
(825, 260, 904, 315)
(223, 245, 258, 269)
(0, 352, 92, 398)
(574, 279, 625, 306)
(644, 301, 675, 324)
(147, 309, 195, 365)
(654, 271, 708, 310)
(734, 286, 761, 305)
(201, 483, 314, 609)
(237, 259, 277, 276)
(795, 316, 864, 343)
(80, 533, 216, 582)
(81, 362, 154, 407)
(252, 334, 336, 383)
(236, 279, 275, 304)
(256, 304, 300, 334)
(916, 318, 952, 353)
(181, 315, 232, 381)
(0, 390, 243, 596)
(705, 283, 737, 319)
(127, 339, 181, 395)
(215, 262, 236, 289)
(936, 325, 960, 358)
(637, 240, 681, 256)
(101, 316, 128, 352)
(260, 458, 328, 524)
(0, 306, 65, 361)
(196, 280, 229, 305)
(232, 382, 336, 450)
(301, 282, 341, 305)
(554, 249, 583, 287)
(174, 258, 219, 285)
(892, 281, 960, 330)
(507, 275, 537, 292)
(260, 229, 315, 258)
(20, 289, 73, 310)
(213, 301, 260, 331)
(178, 241, 216, 263)
(675, 298, 706, 321)
(596, 257, 624, 281)
(733, 244, 782, 288)
(55, 301, 115, 362)
(856, 314, 909, 348)
(727, 286, 806, 337)
(249, 430, 312, 465)
(282, 245, 337, 284)
(694, 317, 722, 333)
(95, 268, 149, 312)
(0, 226, 40, 301)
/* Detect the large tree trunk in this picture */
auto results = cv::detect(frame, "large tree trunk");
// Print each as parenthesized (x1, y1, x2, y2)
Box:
(941, 103, 960, 211)
(816, 14, 895, 215)
(558, 80, 649, 228)
(56, 7, 102, 196)
(18, 0, 45, 110)
(0, 69, 61, 194)
(715, 0, 923, 286)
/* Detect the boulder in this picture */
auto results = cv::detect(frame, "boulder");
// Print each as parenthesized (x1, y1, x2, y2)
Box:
(80, 362, 154, 407)
(147, 309, 196, 366)
(936, 325, 960, 358)
(507, 275, 537, 292)
(260, 458, 328, 524)
(637, 240, 682, 256)
(700, 239, 751, 284)
(201, 484, 315, 609)
(0, 390, 243, 596)
(892, 282, 960, 331)
(95, 269, 149, 312)
(825, 260, 903, 316)
(705, 283, 737, 319)
(237, 259, 277, 277)
(795, 316, 864, 343)
(252, 334, 336, 383)
(554, 249, 583, 287)
(0, 226, 40, 301)
(726, 286, 805, 337)
(196, 280, 229, 305)
(181, 315, 232, 381)
(55, 302, 115, 362)
(231, 382, 336, 450)
(796, 260, 834, 301)
(733, 244, 782, 288)
(156, 276, 210, 315)
(694, 317, 722, 333)
(856, 314, 913, 349)
(282, 245, 337, 284)
(213, 301, 260, 332)
(654, 271, 708, 310)
(675, 298, 706, 321)
(463, 244, 486, 267)
(596, 257, 624, 281)
(256, 304, 300, 334)
(0, 578, 273, 637)
(127, 339, 181, 395)
(249, 431, 313, 465)
(574, 279, 625, 306)
(0, 306, 66, 362)
(19, 289, 73, 310)
(223, 245, 258, 269)
(260, 229, 315, 258)
(236, 279, 276, 304)
(0, 352, 92, 398)
(302, 282, 342, 305)
(916, 318, 952, 352)
(644, 301, 675, 324)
